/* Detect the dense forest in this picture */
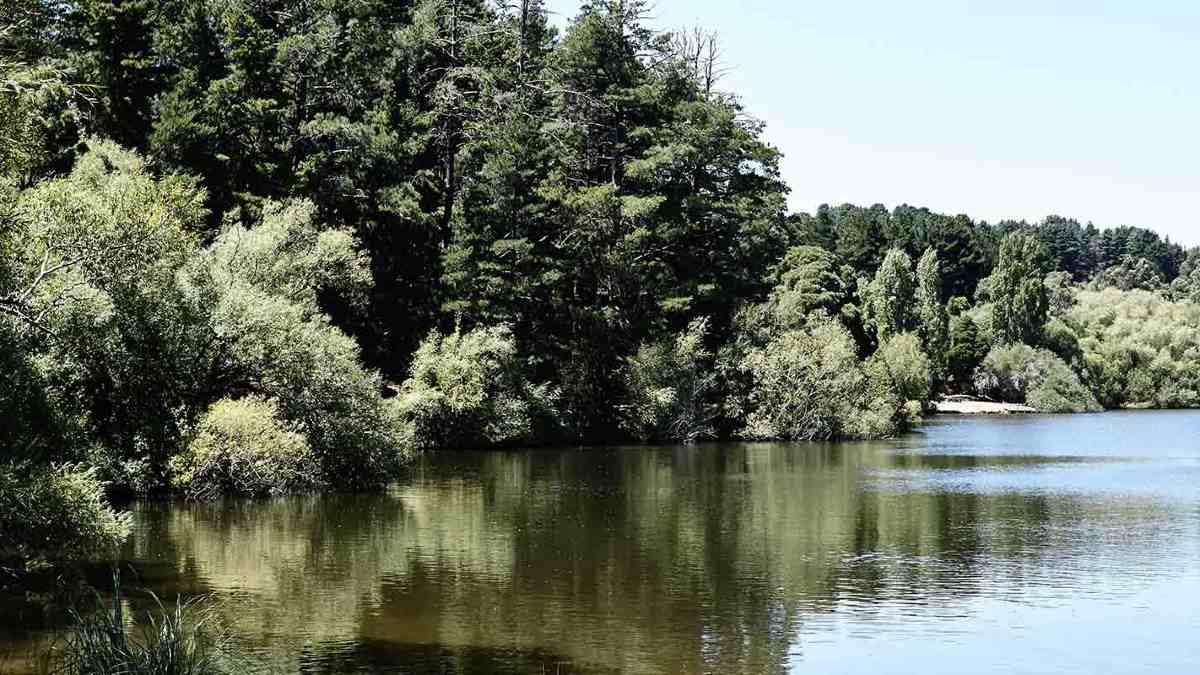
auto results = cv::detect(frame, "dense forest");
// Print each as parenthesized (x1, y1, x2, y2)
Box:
(4, 0, 1200, 568)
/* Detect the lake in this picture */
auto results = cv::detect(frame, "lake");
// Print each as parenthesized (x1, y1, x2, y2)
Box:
(3, 410, 1199, 673)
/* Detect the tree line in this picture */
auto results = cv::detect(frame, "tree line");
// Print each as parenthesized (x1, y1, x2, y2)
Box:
(3, 0, 1200, 566)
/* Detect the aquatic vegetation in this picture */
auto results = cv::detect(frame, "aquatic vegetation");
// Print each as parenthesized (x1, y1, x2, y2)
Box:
(47, 575, 235, 675)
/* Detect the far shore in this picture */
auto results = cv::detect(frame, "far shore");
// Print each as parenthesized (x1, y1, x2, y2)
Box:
(932, 396, 1038, 415)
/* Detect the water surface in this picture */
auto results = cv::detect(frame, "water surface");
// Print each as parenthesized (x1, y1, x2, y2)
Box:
(4, 411, 1199, 673)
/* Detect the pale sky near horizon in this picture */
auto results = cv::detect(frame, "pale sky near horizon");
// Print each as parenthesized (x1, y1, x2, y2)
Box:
(543, 0, 1200, 245)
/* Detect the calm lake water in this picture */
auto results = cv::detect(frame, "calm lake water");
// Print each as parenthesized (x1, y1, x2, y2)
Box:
(4, 410, 1200, 673)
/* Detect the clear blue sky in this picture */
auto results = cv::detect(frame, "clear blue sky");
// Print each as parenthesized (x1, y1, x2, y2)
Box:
(544, 0, 1200, 245)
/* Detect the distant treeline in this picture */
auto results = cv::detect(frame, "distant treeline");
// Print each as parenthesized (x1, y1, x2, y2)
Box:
(4, 0, 1200, 566)
(790, 205, 1187, 298)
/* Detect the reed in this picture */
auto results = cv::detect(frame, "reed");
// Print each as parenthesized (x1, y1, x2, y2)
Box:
(47, 571, 236, 675)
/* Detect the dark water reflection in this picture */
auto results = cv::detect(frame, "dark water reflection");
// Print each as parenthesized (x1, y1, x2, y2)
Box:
(4, 411, 1200, 674)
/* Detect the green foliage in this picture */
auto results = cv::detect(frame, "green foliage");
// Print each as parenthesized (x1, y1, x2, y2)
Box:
(864, 248, 915, 343)
(1044, 270, 1076, 317)
(1031, 216, 1184, 282)
(195, 282, 405, 486)
(200, 200, 371, 311)
(730, 314, 902, 441)
(5, 140, 208, 485)
(1169, 251, 1200, 303)
(1068, 288, 1200, 408)
(2, 142, 405, 497)
(396, 325, 559, 449)
(0, 61, 83, 184)
(48, 575, 234, 675)
(1040, 317, 1083, 367)
(915, 248, 948, 377)
(621, 317, 716, 443)
(767, 246, 851, 322)
(178, 197, 404, 488)
(875, 332, 932, 404)
(946, 313, 989, 391)
(947, 295, 971, 317)
(990, 233, 1051, 345)
(9, 0, 1200, 495)
(973, 343, 1099, 413)
(0, 462, 130, 565)
(0, 324, 70, 459)
(169, 397, 321, 500)
(1091, 254, 1165, 292)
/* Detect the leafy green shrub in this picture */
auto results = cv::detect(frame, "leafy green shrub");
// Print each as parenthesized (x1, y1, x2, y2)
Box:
(6, 141, 209, 490)
(396, 325, 559, 449)
(5, 143, 405, 495)
(0, 462, 130, 565)
(181, 201, 408, 488)
(205, 285, 406, 485)
(1044, 271, 1077, 317)
(1040, 317, 1082, 366)
(973, 343, 1099, 413)
(731, 315, 902, 441)
(200, 199, 371, 310)
(169, 397, 322, 500)
(875, 332, 932, 404)
(621, 318, 716, 443)
(0, 326, 70, 460)
(1069, 288, 1200, 408)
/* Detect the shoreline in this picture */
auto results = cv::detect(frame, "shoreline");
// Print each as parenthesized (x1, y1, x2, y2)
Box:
(931, 397, 1038, 415)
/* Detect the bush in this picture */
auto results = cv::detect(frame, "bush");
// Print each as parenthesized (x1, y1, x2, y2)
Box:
(183, 206, 408, 488)
(169, 397, 322, 500)
(731, 315, 902, 441)
(396, 325, 559, 449)
(874, 332, 932, 405)
(621, 318, 716, 443)
(973, 343, 1100, 413)
(7, 141, 209, 491)
(6, 146, 405, 496)
(0, 462, 130, 565)
(1040, 317, 1082, 366)
(200, 199, 370, 310)
(1069, 288, 1200, 408)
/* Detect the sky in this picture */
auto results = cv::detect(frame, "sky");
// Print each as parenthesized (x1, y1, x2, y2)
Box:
(542, 1, 1200, 245)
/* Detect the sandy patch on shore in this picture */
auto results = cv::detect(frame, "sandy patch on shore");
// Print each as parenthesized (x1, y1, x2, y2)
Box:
(932, 397, 1037, 414)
